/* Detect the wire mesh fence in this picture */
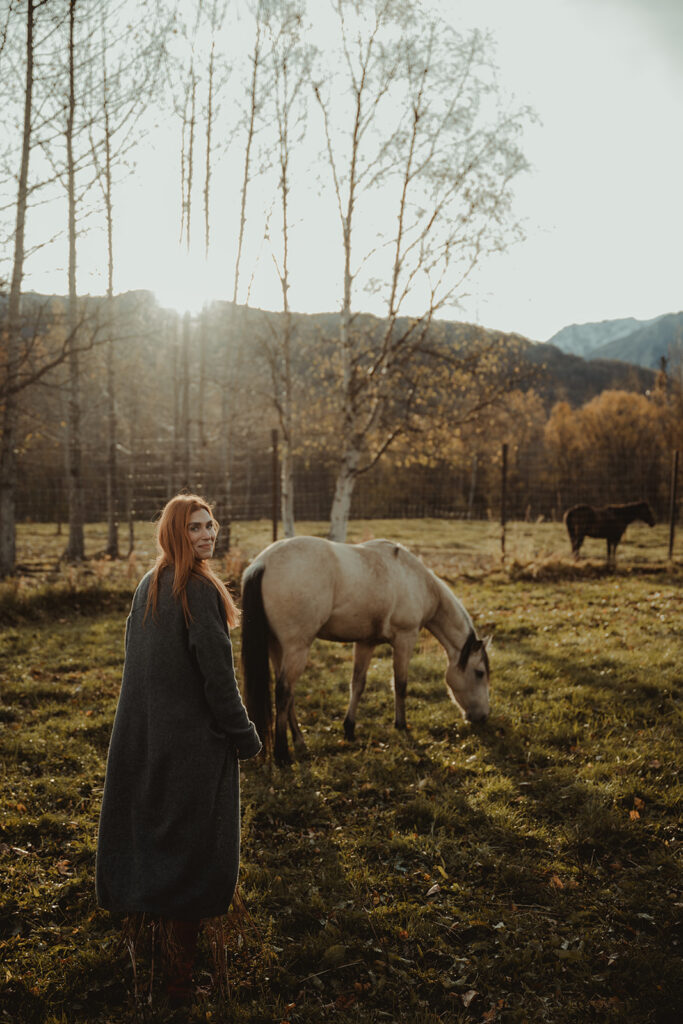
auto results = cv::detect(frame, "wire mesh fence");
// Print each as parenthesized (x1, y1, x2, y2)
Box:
(14, 436, 681, 565)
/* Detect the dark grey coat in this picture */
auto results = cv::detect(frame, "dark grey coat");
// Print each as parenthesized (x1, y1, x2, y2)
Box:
(96, 568, 261, 919)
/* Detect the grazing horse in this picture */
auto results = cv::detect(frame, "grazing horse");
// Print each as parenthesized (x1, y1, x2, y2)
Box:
(564, 500, 655, 565)
(240, 536, 491, 764)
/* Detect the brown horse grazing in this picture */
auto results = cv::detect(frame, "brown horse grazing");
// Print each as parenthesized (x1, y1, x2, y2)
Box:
(564, 500, 655, 565)
(240, 536, 491, 764)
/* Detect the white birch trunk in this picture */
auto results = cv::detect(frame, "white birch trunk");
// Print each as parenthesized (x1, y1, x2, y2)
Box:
(328, 447, 360, 542)
(280, 443, 295, 538)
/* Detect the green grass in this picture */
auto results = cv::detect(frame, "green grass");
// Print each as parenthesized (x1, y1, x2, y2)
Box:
(0, 522, 681, 1023)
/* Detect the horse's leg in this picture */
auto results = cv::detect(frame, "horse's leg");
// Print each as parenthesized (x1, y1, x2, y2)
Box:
(343, 642, 375, 741)
(392, 630, 419, 730)
(288, 702, 306, 754)
(274, 645, 309, 765)
(573, 530, 584, 560)
(606, 537, 616, 567)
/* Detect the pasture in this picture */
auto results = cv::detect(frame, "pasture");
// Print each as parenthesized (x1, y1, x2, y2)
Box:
(0, 520, 681, 1023)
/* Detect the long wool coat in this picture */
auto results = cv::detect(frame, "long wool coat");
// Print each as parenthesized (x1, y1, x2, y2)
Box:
(96, 568, 261, 919)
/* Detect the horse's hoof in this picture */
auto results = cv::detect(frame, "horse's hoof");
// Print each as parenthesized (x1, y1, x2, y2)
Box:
(343, 717, 356, 741)
(274, 748, 293, 767)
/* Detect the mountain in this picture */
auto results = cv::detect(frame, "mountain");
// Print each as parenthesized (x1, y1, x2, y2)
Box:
(547, 312, 683, 369)
(548, 316, 658, 358)
(589, 312, 683, 369)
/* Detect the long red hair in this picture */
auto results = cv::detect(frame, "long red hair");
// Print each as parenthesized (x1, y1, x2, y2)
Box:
(144, 493, 238, 628)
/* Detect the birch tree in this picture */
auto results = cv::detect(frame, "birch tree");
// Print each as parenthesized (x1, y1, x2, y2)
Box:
(0, 0, 38, 576)
(215, 0, 267, 553)
(259, 0, 312, 537)
(86, 6, 165, 558)
(314, 0, 531, 540)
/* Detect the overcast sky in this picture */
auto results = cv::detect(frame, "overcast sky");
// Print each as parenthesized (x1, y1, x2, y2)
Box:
(18, 0, 683, 342)
(440, 0, 683, 339)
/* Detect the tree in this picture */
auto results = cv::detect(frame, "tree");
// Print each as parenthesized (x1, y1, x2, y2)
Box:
(215, 0, 268, 553)
(62, 0, 87, 561)
(259, 0, 312, 537)
(579, 390, 664, 505)
(313, 0, 530, 539)
(0, 0, 37, 575)
(544, 400, 585, 515)
(86, 5, 165, 557)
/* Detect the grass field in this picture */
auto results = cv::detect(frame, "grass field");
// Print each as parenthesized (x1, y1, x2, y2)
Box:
(0, 521, 681, 1023)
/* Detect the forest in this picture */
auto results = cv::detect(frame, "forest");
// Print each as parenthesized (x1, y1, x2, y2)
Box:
(6, 289, 683, 558)
(1, 0, 682, 579)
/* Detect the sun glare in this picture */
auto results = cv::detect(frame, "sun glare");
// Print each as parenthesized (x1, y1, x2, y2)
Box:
(152, 249, 226, 316)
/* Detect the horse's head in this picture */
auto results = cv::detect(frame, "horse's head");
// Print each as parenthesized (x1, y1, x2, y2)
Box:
(641, 502, 656, 527)
(446, 631, 491, 724)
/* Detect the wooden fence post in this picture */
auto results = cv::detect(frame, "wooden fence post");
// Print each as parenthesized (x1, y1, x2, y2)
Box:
(669, 449, 679, 562)
(272, 429, 279, 543)
(501, 442, 508, 563)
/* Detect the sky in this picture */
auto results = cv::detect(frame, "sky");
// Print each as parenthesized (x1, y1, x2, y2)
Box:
(446, 0, 683, 340)
(15, 0, 683, 342)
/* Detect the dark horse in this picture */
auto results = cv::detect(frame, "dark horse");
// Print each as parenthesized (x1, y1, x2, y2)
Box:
(564, 500, 655, 564)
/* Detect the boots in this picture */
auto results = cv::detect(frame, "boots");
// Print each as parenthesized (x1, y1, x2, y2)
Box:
(164, 918, 200, 1007)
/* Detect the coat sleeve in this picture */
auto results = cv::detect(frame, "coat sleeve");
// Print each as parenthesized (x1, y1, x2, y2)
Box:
(186, 580, 262, 759)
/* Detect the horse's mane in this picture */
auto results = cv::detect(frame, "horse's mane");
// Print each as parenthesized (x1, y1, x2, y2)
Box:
(432, 570, 475, 632)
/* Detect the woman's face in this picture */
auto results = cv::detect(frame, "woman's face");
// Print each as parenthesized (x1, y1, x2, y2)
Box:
(188, 508, 217, 560)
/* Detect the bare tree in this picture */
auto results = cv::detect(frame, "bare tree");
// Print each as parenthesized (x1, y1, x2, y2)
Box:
(258, 0, 312, 537)
(198, 0, 228, 483)
(0, 0, 38, 575)
(313, 0, 531, 539)
(86, 6, 166, 558)
(61, 0, 86, 560)
(215, 0, 267, 553)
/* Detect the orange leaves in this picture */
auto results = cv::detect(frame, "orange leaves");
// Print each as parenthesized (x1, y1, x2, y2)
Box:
(548, 873, 578, 891)
(629, 795, 646, 820)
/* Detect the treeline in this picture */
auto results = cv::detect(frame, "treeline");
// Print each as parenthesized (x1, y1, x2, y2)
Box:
(1, 0, 537, 573)
(10, 292, 682, 539)
(1, 1, 679, 576)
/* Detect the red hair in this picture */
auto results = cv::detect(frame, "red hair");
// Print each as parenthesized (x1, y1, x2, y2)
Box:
(144, 493, 238, 628)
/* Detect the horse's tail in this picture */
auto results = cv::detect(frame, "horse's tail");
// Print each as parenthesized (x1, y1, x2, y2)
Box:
(240, 563, 273, 757)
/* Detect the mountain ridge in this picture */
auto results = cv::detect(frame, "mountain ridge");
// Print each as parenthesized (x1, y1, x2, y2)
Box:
(547, 311, 683, 369)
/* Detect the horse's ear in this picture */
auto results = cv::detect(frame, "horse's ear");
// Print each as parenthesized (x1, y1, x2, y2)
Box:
(483, 635, 493, 651)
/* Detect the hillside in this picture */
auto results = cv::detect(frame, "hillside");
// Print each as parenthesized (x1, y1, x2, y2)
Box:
(3, 290, 656, 410)
(258, 309, 655, 409)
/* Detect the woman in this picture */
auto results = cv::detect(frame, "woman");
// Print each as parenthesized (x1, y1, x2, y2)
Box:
(96, 494, 261, 1005)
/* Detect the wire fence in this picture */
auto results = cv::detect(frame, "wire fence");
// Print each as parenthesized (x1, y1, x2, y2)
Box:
(14, 437, 681, 564)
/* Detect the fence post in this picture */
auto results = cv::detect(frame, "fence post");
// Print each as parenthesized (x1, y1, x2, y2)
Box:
(501, 442, 508, 563)
(272, 429, 279, 543)
(669, 449, 679, 562)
